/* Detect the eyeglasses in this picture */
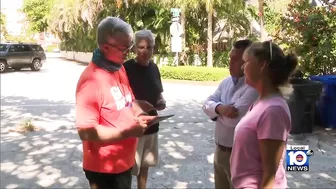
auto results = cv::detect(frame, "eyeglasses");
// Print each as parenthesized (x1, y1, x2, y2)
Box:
(106, 43, 134, 54)
(136, 45, 153, 52)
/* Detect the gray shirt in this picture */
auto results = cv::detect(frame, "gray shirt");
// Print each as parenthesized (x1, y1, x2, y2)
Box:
(202, 76, 258, 147)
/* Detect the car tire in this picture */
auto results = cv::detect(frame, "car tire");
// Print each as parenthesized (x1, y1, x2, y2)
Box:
(30, 59, 42, 71)
(0, 61, 8, 73)
(13, 67, 22, 71)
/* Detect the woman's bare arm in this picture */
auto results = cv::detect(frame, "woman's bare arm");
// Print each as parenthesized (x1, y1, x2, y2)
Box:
(259, 139, 286, 189)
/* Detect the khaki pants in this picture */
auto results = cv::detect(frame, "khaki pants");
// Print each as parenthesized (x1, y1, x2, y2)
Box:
(214, 145, 233, 189)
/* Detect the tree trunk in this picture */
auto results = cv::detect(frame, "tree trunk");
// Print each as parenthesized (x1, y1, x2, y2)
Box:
(207, 4, 213, 67)
(259, 0, 266, 41)
(181, 8, 186, 52)
(180, 8, 187, 65)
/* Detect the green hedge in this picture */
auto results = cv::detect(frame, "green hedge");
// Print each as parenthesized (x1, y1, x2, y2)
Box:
(159, 66, 229, 81)
(45, 44, 59, 52)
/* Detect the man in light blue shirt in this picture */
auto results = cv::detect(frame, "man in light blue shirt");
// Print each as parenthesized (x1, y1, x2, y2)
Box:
(202, 39, 258, 189)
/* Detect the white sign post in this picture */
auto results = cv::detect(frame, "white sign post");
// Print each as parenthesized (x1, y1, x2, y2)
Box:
(170, 22, 183, 54)
(171, 36, 182, 53)
(170, 22, 183, 38)
(170, 8, 182, 66)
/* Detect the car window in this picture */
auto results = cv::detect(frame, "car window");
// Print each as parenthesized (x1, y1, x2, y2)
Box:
(30, 45, 38, 51)
(23, 45, 32, 51)
(30, 45, 44, 52)
(38, 46, 44, 51)
(0, 44, 8, 51)
(30, 45, 37, 51)
(8, 46, 14, 52)
(8, 45, 23, 52)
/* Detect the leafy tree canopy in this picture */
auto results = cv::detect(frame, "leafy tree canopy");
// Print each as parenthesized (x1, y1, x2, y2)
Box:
(22, 0, 55, 33)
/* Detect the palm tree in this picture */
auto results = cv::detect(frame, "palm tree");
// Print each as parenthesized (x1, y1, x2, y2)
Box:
(48, 0, 107, 52)
(206, 0, 214, 67)
(258, 0, 266, 41)
(159, 0, 249, 67)
(49, 0, 251, 60)
(214, 2, 256, 44)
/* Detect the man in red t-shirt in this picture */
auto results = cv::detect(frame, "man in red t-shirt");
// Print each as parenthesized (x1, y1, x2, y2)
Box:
(75, 17, 157, 189)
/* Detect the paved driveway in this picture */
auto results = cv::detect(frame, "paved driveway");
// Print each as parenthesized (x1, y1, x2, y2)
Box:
(1, 56, 335, 188)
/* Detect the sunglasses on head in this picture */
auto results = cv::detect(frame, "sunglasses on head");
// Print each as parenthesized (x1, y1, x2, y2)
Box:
(267, 39, 273, 60)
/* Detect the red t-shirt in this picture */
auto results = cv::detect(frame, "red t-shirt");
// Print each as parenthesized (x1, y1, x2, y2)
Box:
(75, 62, 137, 174)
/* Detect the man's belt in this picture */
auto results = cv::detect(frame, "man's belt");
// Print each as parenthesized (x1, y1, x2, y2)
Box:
(216, 143, 232, 152)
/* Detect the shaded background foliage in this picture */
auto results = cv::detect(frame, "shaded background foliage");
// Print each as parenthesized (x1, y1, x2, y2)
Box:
(12, 0, 336, 75)
(45, 0, 258, 67)
(278, 0, 336, 76)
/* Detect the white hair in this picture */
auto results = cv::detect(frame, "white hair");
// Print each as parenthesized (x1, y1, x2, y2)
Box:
(97, 17, 133, 45)
(134, 30, 155, 46)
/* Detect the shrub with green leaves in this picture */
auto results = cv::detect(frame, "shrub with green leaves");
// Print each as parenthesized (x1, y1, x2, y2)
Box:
(280, 0, 336, 76)
(159, 66, 229, 81)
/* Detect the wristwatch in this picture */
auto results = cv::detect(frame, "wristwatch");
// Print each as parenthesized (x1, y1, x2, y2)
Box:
(215, 104, 220, 114)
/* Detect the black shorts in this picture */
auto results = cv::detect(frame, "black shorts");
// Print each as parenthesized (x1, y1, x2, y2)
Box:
(84, 168, 132, 189)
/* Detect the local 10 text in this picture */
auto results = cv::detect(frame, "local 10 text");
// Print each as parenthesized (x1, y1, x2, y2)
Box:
(286, 145, 314, 172)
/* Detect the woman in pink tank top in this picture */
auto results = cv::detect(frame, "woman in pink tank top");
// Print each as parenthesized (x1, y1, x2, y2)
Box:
(230, 41, 298, 189)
